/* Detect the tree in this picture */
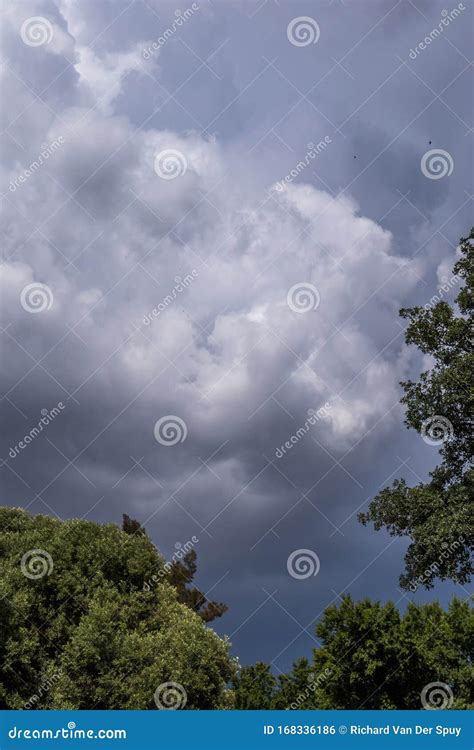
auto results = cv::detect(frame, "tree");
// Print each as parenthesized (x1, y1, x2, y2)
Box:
(166, 550, 227, 623)
(233, 662, 277, 709)
(0, 508, 234, 709)
(359, 229, 473, 590)
(273, 657, 317, 710)
(311, 596, 473, 710)
(233, 597, 473, 710)
(121, 513, 146, 537)
(233, 658, 322, 710)
(122, 514, 227, 622)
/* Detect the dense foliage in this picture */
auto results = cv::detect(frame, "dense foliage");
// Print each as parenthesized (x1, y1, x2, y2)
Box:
(360, 229, 473, 589)
(0, 508, 234, 709)
(234, 597, 473, 710)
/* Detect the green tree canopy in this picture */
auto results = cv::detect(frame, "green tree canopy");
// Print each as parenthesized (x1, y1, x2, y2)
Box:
(360, 229, 473, 590)
(312, 596, 473, 709)
(233, 662, 277, 709)
(234, 596, 473, 710)
(272, 657, 316, 710)
(233, 659, 316, 710)
(0, 508, 234, 709)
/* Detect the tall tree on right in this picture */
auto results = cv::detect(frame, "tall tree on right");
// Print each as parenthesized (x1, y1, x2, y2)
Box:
(311, 596, 473, 709)
(359, 229, 473, 590)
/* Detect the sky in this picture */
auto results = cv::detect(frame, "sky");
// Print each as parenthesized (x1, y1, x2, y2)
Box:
(0, 0, 472, 673)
